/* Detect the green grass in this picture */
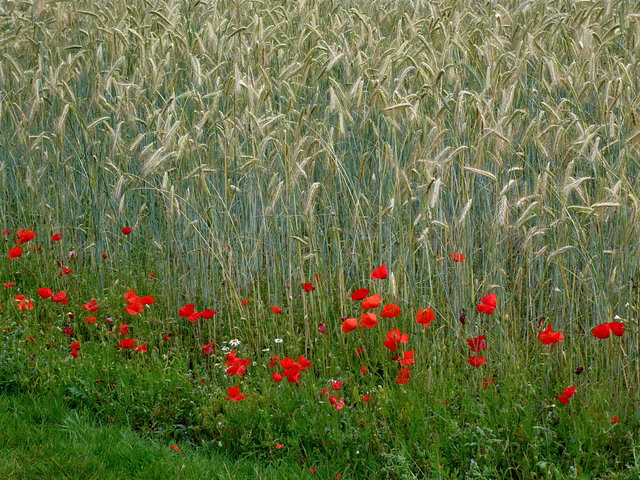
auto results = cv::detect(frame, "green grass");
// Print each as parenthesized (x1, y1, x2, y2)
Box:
(0, 393, 317, 480)
(1, 0, 640, 478)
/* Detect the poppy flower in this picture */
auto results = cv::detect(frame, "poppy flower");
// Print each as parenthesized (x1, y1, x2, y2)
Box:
(557, 386, 576, 404)
(102, 253, 108, 259)
(51, 291, 68, 305)
(538, 323, 564, 345)
(225, 385, 246, 402)
(398, 350, 416, 367)
(468, 355, 487, 367)
(269, 355, 279, 368)
(69, 341, 80, 358)
(84, 316, 97, 324)
(361, 394, 371, 402)
(51, 233, 62, 242)
(476, 294, 497, 315)
(371, 265, 388, 279)
(3, 282, 15, 288)
(179, 304, 195, 318)
(467, 335, 487, 352)
(116, 338, 136, 349)
(341, 317, 358, 333)
(328, 395, 345, 411)
(15, 294, 34, 312)
(380, 303, 401, 318)
(63, 326, 74, 336)
(171, 445, 180, 452)
(82, 299, 100, 312)
(351, 288, 370, 301)
(318, 323, 326, 334)
(383, 329, 409, 351)
(200, 309, 216, 319)
(272, 372, 283, 382)
(133, 343, 148, 352)
(240, 299, 250, 306)
(415, 307, 435, 327)
(119, 323, 130, 336)
(448, 253, 465, 262)
(396, 367, 411, 384)
(611, 416, 619, 424)
(482, 377, 497, 390)
(359, 313, 377, 329)
(361, 294, 382, 310)
(59, 268, 72, 276)
(201, 342, 216, 355)
(121, 227, 132, 235)
(302, 282, 315, 292)
(16, 229, 35, 244)
(360, 366, 368, 375)
(609, 321, 624, 336)
(8, 246, 22, 259)
(271, 306, 282, 314)
(38, 288, 53, 299)
(592, 323, 611, 339)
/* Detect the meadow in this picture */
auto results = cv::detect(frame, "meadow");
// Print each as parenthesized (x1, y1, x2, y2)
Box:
(1, 0, 640, 478)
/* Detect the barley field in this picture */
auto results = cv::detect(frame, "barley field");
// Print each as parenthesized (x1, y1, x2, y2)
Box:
(1, 0, 639, 478)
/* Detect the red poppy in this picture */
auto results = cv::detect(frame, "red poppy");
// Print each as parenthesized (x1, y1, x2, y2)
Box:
(51, 291, 68, 305)
(200, 309, 216, 319)
(240, 299, 250, 306)
(359, 313, 377, 328)
(121, 227, 132, 235)
(342, 317, 358, 333)
(611, 416, 619, 424)
(361, 294, 382, 310)
(609, 321, 624, 336)
(201, 342, 216, 355)
(371, 265, 388, 279)
(51, 233, 62, 242)
(380, 303, 401, 318)
(351, 288, 370, 301)
(557, 386, 576, 404)
(467, 335, 487, 352)
(116, 338, 135, 349)
(360, 366, 368, 375)
(3, 282, 15, 288)
(328, 395, 345, 411)
(133, 343, 147, 352)
(119, 323, 130, 336)
(63, 326, 74, 336)
(15, 294, 34, 311)
(16, 229, 35, 244)
(476, 294, 497, 315)
(84, 316, 97, 324)
(82, 299, 100, 312)
(398, 350, 416, 367)
(225, 351, 251, 376)
(269, 355, 279, 368)
(69, 341, 80, 358)
(171, 445, 180, 452)
(271, 306, 282, 314)
(361, 394, 371, 403)
(179, 304, 195, 318)
(415, 307, 435, 327)
(468, 355, 487, 367)
(482, 377, 497, 390)
(448, 253, 465, 262)
(538, 323, 564, 345)
(396, 367, 411, 384)
(302, 282, 315, 292)
(38, 288, 53, 298)
(592, 323, 611, 339)
(383, 329, 409, 351)
(225, 385, 246, 402)
(272, 372, 283, 382)
(8, 246, 22, 259)
(102, 253, 108, 259)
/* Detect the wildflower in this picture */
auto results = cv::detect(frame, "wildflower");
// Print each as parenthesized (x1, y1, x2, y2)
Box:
(8, 246, 22, 258)
(476, 294, 497, 315)
(361, 295, 382, 310)
(467, 335, 487, 352)
(302, 282, 315, 292)
(468, 355, 487, 367)
(380, 303, 401, 318)
(225, 385, 246, 402)
(415, 307, 435, 328)
(121, 227, 131, 235)
(271, 306, 282, 314)
(538, 322, 564, 345)
(351, 288, 369, 301)
(51, 233, 62, 241)
(274, 338, 283, 344)
(371, 264, 388, 279)
(448, 253, 465, 262)
(342, 317, 358, 333)
(557, 386, 576, 404)
(229, 338, 241, 347)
